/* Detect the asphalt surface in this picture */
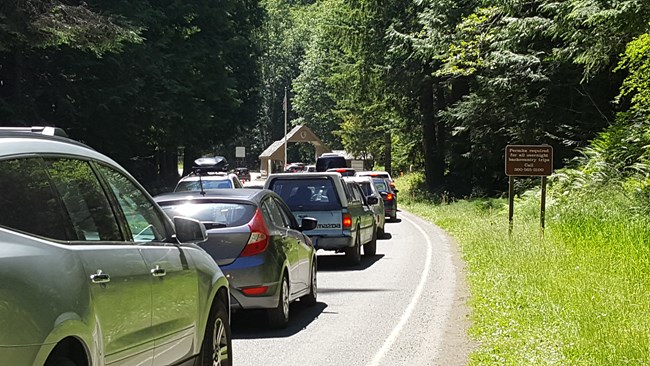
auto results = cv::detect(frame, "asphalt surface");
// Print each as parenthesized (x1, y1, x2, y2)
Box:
(231, 209, 474, 366)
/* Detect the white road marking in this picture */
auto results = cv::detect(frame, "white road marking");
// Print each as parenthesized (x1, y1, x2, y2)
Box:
(367, 214, 433, 366)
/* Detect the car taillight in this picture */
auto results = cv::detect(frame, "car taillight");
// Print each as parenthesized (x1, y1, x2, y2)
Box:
(240, 209, 269, 257)
(342, 213, 352, 229)
(386, 193, 394, 201)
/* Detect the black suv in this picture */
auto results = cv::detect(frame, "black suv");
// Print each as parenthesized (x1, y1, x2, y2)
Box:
(316, 153, 347, 172)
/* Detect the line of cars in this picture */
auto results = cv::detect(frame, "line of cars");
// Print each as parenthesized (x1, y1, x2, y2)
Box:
(0, 129, 399, 366)
(157, 156, 399, 326)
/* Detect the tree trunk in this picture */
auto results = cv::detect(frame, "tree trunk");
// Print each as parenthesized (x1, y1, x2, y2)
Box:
(182, 147, 197, 177)
(420, 76, 445, 192)
(158, 148, 179, 184)
(384, 130, 391, 174)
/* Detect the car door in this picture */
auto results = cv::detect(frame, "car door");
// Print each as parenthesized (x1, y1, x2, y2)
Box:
(272, 196, 312, 291)
(43, 157, 155, 366)
(95, 164, 200, 366)
(350, 183, 374, 243)
(260, 197, 304, 295)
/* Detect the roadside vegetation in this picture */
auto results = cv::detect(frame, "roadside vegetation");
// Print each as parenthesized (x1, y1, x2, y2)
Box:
(397, 164, 650, 364)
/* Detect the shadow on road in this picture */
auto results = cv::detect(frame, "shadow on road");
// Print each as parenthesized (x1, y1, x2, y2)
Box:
(378, 232, 392, 240)
(316, 253, 384, 272)
(232, 301, 328, 339)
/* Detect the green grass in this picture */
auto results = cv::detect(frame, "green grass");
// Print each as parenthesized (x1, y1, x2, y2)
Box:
(397, 179, 650, 365)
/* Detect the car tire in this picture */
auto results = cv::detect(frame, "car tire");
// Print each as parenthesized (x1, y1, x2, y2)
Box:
(301, 260, 317, 306)
(389, 213, 397, 222)
(45, 356, 77, 366)
(364, 228, 377, 256)
(198, 300, 232, 366)
(377, 225, 385, 239)
(268, 275, 290, 328)
(345, 230, 362, 265)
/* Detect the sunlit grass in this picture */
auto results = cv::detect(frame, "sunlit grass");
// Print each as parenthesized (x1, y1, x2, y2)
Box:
(398, 181, 650, 365)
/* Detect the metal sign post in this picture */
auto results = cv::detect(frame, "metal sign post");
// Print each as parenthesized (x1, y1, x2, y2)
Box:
(505, 145, 553, 238)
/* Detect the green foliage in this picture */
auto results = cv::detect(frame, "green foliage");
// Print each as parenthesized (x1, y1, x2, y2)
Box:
(402, 182, 650, 365)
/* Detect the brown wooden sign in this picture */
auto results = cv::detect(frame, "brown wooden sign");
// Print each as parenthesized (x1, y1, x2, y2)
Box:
(505, 145, 553, 176)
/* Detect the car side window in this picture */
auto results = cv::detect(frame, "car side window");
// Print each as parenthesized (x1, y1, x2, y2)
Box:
(44, 158, 123, 241)
(0, 157, 74, 240)
(95, 164, 169, 243)
(232, 177, 243, 188)
(272, 197, 297, 229)
(262, 198, 289, 229)
(353, 185, 367, 204)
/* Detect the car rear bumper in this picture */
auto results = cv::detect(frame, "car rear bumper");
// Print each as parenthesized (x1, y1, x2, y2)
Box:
(310, 235, 354, 250)
(221, 255, 282, 310)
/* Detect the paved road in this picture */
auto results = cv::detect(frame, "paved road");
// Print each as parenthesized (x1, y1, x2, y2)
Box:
(231, 210, 473, 366)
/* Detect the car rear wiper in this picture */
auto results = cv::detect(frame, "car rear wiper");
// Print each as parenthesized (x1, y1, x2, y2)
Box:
(202, 222, 228, 229)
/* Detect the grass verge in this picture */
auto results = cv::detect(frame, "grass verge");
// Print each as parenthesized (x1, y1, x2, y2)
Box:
(397, 177, 650, 365)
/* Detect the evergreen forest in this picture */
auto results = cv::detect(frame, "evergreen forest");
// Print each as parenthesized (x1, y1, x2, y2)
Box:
(1, 0, 649, 197)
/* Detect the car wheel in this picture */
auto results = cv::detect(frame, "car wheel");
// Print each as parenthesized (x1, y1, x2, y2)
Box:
(389, 213, 397, 222)
(199, 301, 232, 366)
(345, 230, 362, 265)
(364, 228, 377, 256)
(301, 260, 317, 306)
(45, 356, 77, 366)
(268, 275, 290, 328)
(377, 225, 385, 239)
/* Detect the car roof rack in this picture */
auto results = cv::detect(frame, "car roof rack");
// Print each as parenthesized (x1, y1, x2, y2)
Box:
(0, 126, 68, 137)
(190, 156, 229, 175)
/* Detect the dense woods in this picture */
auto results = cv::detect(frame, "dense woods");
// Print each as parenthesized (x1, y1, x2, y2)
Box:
(1, 0, 649, 197)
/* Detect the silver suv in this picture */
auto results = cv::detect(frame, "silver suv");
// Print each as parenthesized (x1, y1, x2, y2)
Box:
(265, 172, 378, 264)
(0, 128, 231, 366)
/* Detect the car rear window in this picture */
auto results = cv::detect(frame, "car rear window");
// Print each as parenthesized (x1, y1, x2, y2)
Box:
(268, 178, 342, 211)
(373, 178, 389, 191)
(175, 179, 233, 191)
(159, 202, 256, 228)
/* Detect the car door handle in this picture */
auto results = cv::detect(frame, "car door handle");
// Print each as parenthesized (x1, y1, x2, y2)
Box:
(90, 269, 110, 284)
(151, 265, 166, 277)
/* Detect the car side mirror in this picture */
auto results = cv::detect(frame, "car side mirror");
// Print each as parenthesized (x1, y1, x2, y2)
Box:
(366, 196, 379, 205)
(174, 216, 208, 244)
(392, 189, 399, 193)
(299, 217, 318, 232)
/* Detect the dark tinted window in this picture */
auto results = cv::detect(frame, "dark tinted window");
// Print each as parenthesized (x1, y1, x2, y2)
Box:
(96, 164, 169, 243)
(316, 155, 346, 172)
(0, 158, 72, 240)
(175, 179, 233, 191)
(160, 202, 256, 228)
(45, 159, 122, 241)
(268, 178, 341, 211)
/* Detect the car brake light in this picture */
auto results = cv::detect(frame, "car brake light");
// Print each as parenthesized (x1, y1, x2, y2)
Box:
(342, 213, 352, 229)
(370, 174, 378, 177)
(386, 193, 394, 201)
(242, 286, 269, 296)
(240, 209, 269, 257)
(336, 169, 347, 173)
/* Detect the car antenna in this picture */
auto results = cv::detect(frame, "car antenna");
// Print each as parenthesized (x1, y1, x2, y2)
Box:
(194, 168, 206, 196)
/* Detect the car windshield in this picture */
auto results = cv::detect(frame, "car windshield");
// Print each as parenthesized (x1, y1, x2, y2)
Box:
(175, 179, 233, 191)
(268, 178, 341, 211)
(160, 202, 255, 228)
